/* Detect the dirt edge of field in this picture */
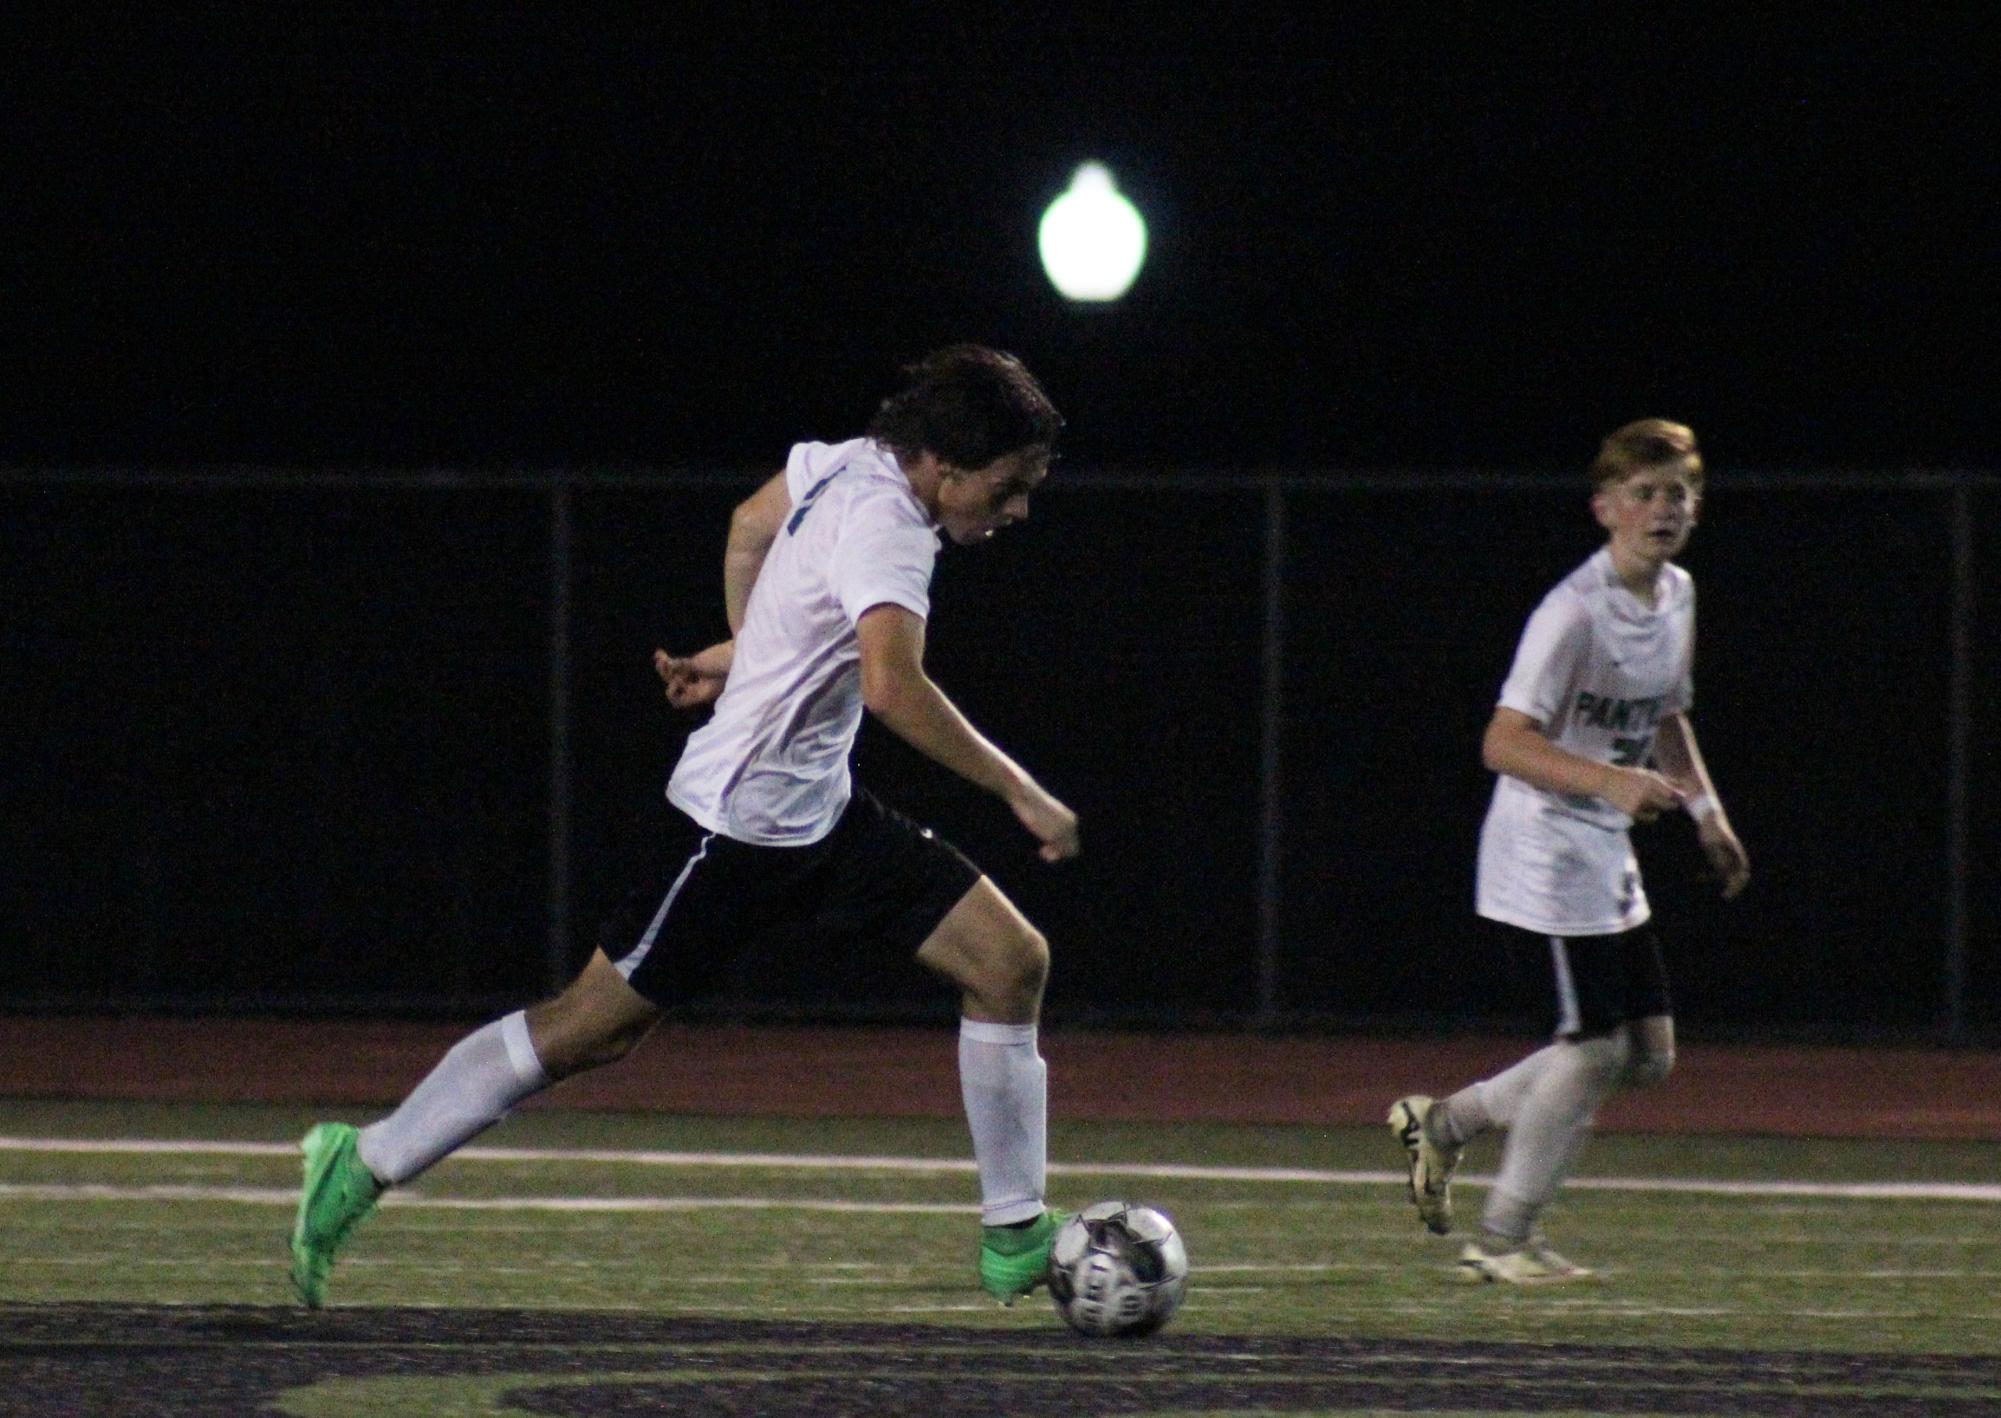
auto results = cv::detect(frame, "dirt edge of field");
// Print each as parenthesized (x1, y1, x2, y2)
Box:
(3, 1015, 1997, 1139)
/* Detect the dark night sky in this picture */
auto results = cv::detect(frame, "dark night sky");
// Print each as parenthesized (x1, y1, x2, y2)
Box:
(6, 7, 1995, 472)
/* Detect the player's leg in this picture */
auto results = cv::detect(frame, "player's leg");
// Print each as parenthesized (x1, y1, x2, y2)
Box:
(290, 809, 726, 1307)
(1458, 931, 1646, 1283)
(914, 876, 1066, 1303)
(1615, 929, 1677, 1088)
(805, 788, 1063, 1302)
(1496, 1016, 1675, 1237)
(1390, 1042, 1570, 1235)
(1623, 1012, 1676, 1088)
(1430, 1042, 1568, 1142)
(289, 953, 659, 1307)
(1391, 924, 1579, 1235)
(916, 874, 1049, 1025)
(354, 814, 746, 1193)
(1461, 1027, 1626, 1281)
(360, 950, 659, 1183)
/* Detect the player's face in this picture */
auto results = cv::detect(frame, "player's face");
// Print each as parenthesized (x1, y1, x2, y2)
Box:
(1593, 466, 1700, 568)
(936, 448, 1050, 545)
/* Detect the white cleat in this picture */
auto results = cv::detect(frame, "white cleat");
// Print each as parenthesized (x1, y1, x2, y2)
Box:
(1388, 1094, 1463, 1236)
(1456, 1236, 1596, 1286)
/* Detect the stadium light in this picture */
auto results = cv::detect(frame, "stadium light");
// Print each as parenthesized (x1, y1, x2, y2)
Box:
(1038, 162, 1147, 303)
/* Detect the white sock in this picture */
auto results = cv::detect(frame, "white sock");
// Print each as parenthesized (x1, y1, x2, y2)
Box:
(356, 1011, 548, 1186)
(958, 1019, 1047, 1226)
(1482, 1033, 1629, 1242)
(1432, 1043, 1565, 1146)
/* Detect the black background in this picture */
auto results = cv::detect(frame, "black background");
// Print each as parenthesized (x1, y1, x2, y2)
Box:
(6, 8, 1995, 471)
(4, 9, 1995, 1036)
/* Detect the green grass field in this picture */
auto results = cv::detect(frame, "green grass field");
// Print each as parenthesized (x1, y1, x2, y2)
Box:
(3, 1098, 1999, 1415)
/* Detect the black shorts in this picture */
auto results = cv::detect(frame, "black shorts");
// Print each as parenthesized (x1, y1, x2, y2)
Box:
(597, 786, 983, 1006)
(1515, 925, 1672, 1038)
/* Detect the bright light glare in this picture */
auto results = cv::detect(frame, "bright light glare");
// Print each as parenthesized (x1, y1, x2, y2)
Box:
(1038, 163, 1147, 302)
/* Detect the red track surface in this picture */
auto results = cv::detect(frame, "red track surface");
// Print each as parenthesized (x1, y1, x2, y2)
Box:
(3, 1015, 1999, 1139)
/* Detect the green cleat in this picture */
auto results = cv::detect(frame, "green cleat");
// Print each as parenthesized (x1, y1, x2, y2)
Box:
(288, 1122, 384, 1308)
(978, 1208, 1067, 1306)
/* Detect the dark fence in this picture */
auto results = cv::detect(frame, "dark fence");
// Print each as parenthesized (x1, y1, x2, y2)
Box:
(3, 467, 1992, 1041)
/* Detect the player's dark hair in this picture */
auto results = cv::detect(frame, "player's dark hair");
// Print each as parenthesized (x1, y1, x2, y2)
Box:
(1591, 418, 1704, 491)
(867, 344, 1063, 470)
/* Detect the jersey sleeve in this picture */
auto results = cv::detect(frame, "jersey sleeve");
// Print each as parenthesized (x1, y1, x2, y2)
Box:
(783, 442, 817, 500)
(827, 496, 936, 625)
(1496, 590, 1590, 725)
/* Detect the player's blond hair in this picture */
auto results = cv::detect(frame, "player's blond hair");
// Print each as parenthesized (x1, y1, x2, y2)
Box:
(1591, 419, 1704, 491)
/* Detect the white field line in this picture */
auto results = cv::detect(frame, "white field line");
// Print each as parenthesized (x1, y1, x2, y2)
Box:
(2, 1135, 2000, 1203)
(0, 1183, 966, 1213)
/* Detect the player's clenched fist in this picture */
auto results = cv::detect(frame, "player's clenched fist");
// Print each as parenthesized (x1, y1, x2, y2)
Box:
(654, 642, 733, 710)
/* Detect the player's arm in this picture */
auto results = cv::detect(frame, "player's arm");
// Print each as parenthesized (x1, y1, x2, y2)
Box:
(653, 641, 733, 710)
(1481, 707, 1683, 822)
(653, 470, 789, 711)
(724, 470, 791, 634)
(1653, 712, 1750, 897)
(856, 603, 1079, 862)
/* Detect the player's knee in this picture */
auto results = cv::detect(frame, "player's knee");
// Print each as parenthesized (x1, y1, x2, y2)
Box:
(1625, 1045, 1676, 1089)
(599, 1014, 655, 1064)
(1003, 924, 1050, 1002)
(975, 922, 1047, 1017)
(531, 999, 656, 1079)
(1569, 1030, 1630, 1089)
(552, 1016, 653, 1077)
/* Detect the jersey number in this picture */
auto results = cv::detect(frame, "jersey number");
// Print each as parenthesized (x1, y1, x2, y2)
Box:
(1610, 735, 1651, 767)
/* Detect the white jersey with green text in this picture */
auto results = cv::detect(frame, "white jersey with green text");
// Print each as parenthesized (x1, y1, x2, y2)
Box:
(668, 438, 939, 845)
(1476, 546, 1695, 936)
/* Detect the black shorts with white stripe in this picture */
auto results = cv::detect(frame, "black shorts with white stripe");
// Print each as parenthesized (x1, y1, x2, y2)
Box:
(1524, 925, 1672, 1038)
(595, 786, 983, 1007)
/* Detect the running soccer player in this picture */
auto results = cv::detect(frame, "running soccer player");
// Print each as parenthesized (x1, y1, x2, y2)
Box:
(290, 344, 1078, 1308)
(1390, 418, 1750, 1283)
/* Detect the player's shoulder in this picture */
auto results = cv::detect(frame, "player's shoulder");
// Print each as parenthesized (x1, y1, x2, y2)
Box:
(827, 447, 939, 557)
(784, 436, 874, 487)
(1529, 553, 1601, 624)
(788, 439, 921, 518)
(841, 440, 912, 496)
(1554, 548, 1614, 603)
(1661, 560, 1696, 609)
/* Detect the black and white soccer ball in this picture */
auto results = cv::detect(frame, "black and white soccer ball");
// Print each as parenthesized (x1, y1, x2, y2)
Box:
(1046, 1200, 1189, 1337)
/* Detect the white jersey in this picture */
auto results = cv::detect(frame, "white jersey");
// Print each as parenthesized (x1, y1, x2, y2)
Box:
(668, 438, 939, 845)
(1476, 546, 1695, 936)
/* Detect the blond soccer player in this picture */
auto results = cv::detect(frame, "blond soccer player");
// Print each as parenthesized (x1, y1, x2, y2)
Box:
(1390, 419, 1750, 1283)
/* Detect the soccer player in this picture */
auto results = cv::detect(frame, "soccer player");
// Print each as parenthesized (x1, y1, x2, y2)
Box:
(1389, 418, 1750, 1284)
(290, 344, 1078, 1308)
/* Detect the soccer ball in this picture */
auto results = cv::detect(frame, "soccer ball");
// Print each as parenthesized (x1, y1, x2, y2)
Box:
(1046, 1200, 1189, 1337)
